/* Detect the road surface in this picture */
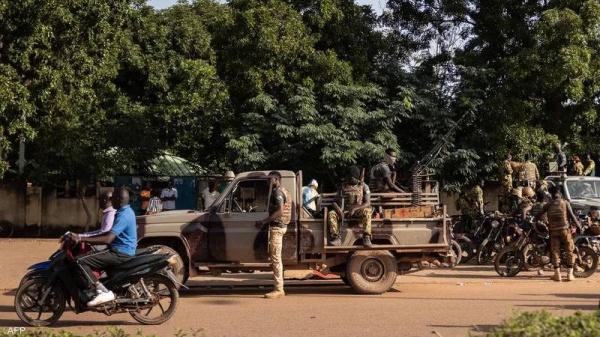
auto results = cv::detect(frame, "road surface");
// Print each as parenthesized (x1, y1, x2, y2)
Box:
(0, 239, 598, 337)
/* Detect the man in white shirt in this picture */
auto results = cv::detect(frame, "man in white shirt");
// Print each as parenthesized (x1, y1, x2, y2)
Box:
(201, 181, 220, 210)
(302, 179, 320, 217)
(160, 180, 178, 211)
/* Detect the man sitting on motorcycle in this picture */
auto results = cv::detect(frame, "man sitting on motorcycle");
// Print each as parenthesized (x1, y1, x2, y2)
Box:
(66, 188, 137, 306)
(532, 185, 582, 282)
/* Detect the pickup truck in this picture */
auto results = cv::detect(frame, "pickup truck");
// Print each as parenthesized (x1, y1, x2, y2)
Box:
(545, 175, 600, 214)
(136, 170, 453, 294)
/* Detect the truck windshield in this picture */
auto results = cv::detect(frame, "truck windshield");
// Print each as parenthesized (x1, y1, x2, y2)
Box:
(218, 179, 270, 213)
(566, 180, 600, 199)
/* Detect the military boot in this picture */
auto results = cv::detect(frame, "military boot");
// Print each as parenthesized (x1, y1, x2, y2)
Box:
(566, 268, 575, 281)
(363, 235, 372, 248)
(551, 267, 562, 282)
(264, 290, 285, 299)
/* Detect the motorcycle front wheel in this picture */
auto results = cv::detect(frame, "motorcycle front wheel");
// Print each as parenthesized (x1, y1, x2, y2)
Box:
(14, 278, 65, 326)
(494, 247, 524, 277)
(476, 240, 495, 265)
(573, 246, 599, 278)
(130, 274, 179, 325)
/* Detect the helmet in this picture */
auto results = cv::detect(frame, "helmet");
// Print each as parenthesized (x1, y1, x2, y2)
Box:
(223, 170, 235, 180)
(522, 186, 535, 198)
(511, 188, 522, 198)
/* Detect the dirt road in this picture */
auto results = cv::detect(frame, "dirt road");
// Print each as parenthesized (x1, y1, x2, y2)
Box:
(1, 239, 598, 337)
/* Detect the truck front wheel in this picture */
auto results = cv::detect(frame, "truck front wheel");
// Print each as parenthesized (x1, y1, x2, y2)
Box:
(346, 251, 397, 294)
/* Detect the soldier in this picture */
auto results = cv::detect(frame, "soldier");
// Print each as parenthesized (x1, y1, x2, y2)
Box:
(533, 185, 582, 282)
(499, 154, 513, 213)
(369, 148, 405, 193)
(584, 154, 595, 177)
(572, 156, 584, 176)
(255, 171, 291, 299)
(460, 179, 484, 231)
(328, 166, 373, 247)
(516, 186, 536, 221)
(530, 190, 549, 276)
(522, 154, 539, 187)
(554, 144, 567, 173)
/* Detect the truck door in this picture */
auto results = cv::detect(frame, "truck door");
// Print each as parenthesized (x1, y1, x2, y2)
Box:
(208, 178, 271, 262)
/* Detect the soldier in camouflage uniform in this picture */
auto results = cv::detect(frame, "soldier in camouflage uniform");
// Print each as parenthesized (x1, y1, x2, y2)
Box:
(499, 154, 514, 213)
(584, 154, 596, 176)
(572, 156, 584, 176)
(533, 185, 582, 282)
(515, 186, 535, 221)
(328, 166, 373, 247)
(459, 179, 484, 231)
(522, 154, 539, 187)
(369, 148, 405, 193)
(255, 171, 291, 299)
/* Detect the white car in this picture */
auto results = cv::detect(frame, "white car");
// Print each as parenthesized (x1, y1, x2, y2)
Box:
(545, 175, 600, 214)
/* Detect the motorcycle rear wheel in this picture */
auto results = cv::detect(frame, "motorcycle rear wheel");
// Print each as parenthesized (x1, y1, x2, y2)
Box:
(573, 246, 598, 278)
(14, 278, 65, 326)
(449, 240, 462, 267)
(494, 247, 524, 277)
(130, 274, 179, 325)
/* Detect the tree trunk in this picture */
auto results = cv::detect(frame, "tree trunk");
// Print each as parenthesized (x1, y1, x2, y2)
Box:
(77, 179, 92, 232)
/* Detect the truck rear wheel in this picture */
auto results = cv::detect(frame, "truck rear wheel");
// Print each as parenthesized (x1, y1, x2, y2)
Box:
(346, 251, 397, 294)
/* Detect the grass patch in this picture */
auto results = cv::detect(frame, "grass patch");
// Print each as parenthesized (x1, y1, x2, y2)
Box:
(486, 309, 600, 337)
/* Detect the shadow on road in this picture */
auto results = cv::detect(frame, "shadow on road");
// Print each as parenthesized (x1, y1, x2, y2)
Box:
(0, 317, 135, 328)
(0, 305, 15, 313)
(180, 284, 356, 298)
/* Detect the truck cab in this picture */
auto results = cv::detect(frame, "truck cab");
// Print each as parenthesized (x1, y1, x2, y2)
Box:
(545, 175, 600, 214)
(137, 170, 453, 294)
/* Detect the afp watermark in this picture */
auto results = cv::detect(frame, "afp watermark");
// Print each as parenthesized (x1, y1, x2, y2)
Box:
(6, 327, 27, 335)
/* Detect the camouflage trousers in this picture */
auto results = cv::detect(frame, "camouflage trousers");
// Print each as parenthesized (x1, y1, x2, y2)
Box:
(269, 226, 287, 291)
(550, 229, 574, 268)
(327, 208, 372, 237)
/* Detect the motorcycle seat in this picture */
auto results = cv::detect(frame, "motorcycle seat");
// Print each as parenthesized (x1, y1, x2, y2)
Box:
(109, 253, 168, 271)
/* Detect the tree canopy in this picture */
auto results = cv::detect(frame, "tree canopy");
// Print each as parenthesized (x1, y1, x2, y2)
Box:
(1, 0, 599, 192)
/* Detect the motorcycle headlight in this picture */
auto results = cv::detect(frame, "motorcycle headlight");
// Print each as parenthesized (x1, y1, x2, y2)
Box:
(491, 220, 500, 228)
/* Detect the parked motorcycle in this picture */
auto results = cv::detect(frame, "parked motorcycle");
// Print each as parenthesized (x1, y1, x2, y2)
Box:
(475, 212, 508, 265)
(494, 221, 598, 278)
(14, 235, 181, 326)
(452, 202, 496, 264)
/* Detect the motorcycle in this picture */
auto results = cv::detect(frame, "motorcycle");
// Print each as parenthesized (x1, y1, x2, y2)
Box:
(14, 235, 182, 326)
(452, 202, 496, 264)
(494, 221, 598, 278)
(475, 212, 509, 265)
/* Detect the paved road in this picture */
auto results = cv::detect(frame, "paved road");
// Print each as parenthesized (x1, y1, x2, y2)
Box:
(0, 239, 598, 337)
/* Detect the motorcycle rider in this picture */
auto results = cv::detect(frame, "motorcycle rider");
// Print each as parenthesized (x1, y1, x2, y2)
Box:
(67, 188, 137, 306)
(532, 185, 582, 282)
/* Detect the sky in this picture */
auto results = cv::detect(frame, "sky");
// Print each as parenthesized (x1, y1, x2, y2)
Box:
(147, 0, 386, 13)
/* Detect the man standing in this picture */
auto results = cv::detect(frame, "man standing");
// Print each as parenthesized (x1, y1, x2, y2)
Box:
(533, 185, 581, 282)
(572, 156, 584, 176)
(469, 179, 485, 217)
(255, 171, 290, 299)
(554, 144, 567, 173)
(522, 154, 539, 187)
(79, 191, 116, 240)
(369, 148, 405, 193)
(328, 166, 373, 247)
(584, 154, 596, 177)
(160, 180, 178, 211)
(201, 181, 220, 210)
(69, 188, 137, 306)
(302, 179, 320, 216)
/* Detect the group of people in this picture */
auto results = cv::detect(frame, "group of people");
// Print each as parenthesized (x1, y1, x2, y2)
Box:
(301, 148, 406, 248)
(139, 180, 178, 215)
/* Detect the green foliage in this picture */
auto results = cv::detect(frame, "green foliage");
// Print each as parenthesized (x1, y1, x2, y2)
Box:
(2, 0, 600, 194)
(487, 310, 600, 337)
